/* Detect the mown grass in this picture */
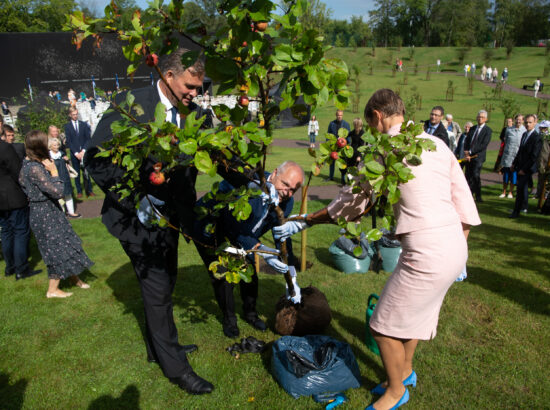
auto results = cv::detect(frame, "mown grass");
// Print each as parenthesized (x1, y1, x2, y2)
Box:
(1, 183, 549, 409)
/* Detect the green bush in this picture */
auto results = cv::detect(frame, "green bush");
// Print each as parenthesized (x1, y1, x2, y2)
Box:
(15, 89, 68, 138)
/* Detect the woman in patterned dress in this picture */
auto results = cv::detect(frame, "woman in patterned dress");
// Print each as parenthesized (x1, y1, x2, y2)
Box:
(19, 130, 93, 298)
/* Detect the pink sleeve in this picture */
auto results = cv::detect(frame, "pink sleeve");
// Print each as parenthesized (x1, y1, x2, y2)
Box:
(327, 182, 372, 222)
(450, 156, 481, 226)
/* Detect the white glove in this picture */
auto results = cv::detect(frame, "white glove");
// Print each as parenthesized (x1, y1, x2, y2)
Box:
(137, 195, 165, 228)
(257, 244, 288, 274)
(285, 270, 301, 304)
(248, 180, 279, 207)
(272, 214, 309, 242)
(224, 246, 247, 257)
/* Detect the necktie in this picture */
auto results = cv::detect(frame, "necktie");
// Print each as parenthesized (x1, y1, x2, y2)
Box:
(170, 107, 178, 126)
(471, 127, 480, 146)
(521, 131, 530, 146)
(74, 121, 78, 133)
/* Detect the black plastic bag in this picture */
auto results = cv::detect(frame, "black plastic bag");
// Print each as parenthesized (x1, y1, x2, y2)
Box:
(272, 335, 361, 399)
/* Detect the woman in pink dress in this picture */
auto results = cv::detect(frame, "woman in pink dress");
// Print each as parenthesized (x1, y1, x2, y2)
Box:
(273, 89, 481, 410)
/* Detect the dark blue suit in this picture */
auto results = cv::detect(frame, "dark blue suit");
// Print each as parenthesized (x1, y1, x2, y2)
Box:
(327, 119, 350, 182)
(512, 130, 543, 215)
(64, 119, 93, 194)
(193, 175, 296, 325)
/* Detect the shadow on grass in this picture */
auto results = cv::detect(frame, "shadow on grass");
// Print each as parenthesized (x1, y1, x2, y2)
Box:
(467, 267, 550, 316)
(314, 247, 336, 270)
(0, 372, 27, 410)
(88, 384, 140, 410)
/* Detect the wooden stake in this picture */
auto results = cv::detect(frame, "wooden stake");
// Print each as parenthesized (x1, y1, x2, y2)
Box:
(301, 195, 307, 272)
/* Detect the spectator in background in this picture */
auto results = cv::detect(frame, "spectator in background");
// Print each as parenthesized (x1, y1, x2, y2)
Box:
(347, 117, 365, 168)
(494, 117, 514, 172)
(48, 137, 80, 218)
(535, 120, 550, 207)
(326, 110, 350, 182)
(308, 114, 319, 149)
(47, 125, 66, 148)
(502, 67, 509, 83)
(464, 110, 492, 203)
(443, 114, 461, 152)
(499, 115, 525, 199)
(534, 78, 541, 99)
(481, 65, 487, 81)
(19, 130, 93, 298)
(486, 66, 492, 81)
(64, 107, 95, 198)
(2, 125, 25, 161)
(471, 62, 476, 74)
(510, 114, 542, 217)
(1, 101, 10, 116)
(423, 106, 450, 147)
(0, 137, 36, 280)
(492, 67, 498, 83)
(455, 121, 472, 162)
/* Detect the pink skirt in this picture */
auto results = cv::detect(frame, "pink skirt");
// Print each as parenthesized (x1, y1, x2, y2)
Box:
(370, 223, 467, 340)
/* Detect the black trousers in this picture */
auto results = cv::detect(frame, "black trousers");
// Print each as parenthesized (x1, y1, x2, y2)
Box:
(514, 173, 531, 213)
(194, 240, 258, 321)
(465, 160, 484, 200)
(121, 237, 191, 379)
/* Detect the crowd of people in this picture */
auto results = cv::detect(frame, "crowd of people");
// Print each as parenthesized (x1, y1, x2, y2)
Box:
(1, 45, 550, 409)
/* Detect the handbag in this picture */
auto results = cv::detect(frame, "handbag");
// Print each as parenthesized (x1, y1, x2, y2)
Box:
(66, 163, 78, 178)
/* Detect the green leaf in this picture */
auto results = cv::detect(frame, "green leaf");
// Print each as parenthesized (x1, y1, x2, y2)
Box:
(353, 246, 363, 257)
(194, 150, 213, 174)
(153, 101, 166, 127)
(179, 139, 197, 155)
(366, 228, 383, 242)
(346, 222, 357, 235)
(237, 139, 248, 156)
(338, 128, 348, 139)
(365, 160, 385, 175)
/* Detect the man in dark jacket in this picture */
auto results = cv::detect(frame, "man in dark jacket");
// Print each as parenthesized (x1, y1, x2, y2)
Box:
(84, 48, 218, 395)
(423, 106, 450, 147)
(64, 107, 94, 197)
(510, 114, 543, 218)
(0, 140, 35, 279)
(464, 110, 493, 202)
(326, 110, 350, 181)
(192, 161, 303, 338)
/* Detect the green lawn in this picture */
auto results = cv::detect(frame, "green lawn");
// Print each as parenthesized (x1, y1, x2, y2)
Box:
(1, 186, 549, 408)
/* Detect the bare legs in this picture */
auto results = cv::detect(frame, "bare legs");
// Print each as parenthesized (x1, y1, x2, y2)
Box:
(370, 328, 419, 410)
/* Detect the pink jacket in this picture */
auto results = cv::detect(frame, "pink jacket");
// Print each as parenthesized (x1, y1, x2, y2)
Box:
(327, 125, 481, 234)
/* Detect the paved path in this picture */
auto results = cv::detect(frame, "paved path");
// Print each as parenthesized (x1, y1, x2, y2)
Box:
(77, 139, 503, 219)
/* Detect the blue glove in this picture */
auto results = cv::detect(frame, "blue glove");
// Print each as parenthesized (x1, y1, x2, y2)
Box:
(137, 195, 165, 228)
(272, 214, 309, 242)
(285, 268, 301, 304)
(257, 244, 288, 274)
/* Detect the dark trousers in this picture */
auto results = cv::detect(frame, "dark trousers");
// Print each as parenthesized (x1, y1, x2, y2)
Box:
(194, 241, 258, 321)
(329, 162, 335, 180)
(465, 160, 484, 200)
(0, 206, 30, 275)
(120, 238, 191, 379)
(70, 154, 93, 195)
(514, 173, 531, 213)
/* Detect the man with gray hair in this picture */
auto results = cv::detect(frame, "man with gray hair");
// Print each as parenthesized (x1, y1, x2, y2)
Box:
(464, 110, 492, 202)
(85, 48, 216, 394)
(193, 160, 304, 338)
(443, 113, 461, 151)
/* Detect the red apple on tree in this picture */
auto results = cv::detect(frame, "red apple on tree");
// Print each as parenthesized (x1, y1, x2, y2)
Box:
(254, 21, 268, 32)
(145, 53, 159, 67)
(242, 41, 247, 47)
(336, 137, 347, 148)
(238, 95, 250, 107)
(330, 151, 339, 160)
(149, 171, 165, 185)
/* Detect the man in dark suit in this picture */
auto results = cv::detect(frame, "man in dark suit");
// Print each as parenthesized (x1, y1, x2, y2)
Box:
(464, 110, 492, 202)
(1, 125, 25, 160)
(64, 107, 94, 197)
(84, 48, 220, 395)
(0, 140, 36, 280)
(510, 114, 543, 218)
(192, 161, 303, 338)
(424, 105, 450, 147)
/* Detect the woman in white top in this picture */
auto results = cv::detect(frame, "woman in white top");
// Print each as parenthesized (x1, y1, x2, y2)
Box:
(308, 115, 319, 148)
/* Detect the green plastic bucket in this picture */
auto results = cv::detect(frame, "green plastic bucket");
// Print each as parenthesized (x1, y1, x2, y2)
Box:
(328, 242, 371, 274)
(365, 294, 380, 355)
(379, 245, 402, 273)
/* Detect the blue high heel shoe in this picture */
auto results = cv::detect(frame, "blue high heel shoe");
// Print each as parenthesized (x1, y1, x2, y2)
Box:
(365, 387, 409, 410)
(371, 371, 417, 395)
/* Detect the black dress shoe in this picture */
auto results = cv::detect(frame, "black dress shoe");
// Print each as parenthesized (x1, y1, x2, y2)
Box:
(244, 315, 267, 331)
(5, 269, 15, 277)
(222, 317, 240, 338)
(180, 344, 198, 354)
(509, 212, 519, 219)
(15, 269, 42, 280)
(170, 371, 214, 395)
